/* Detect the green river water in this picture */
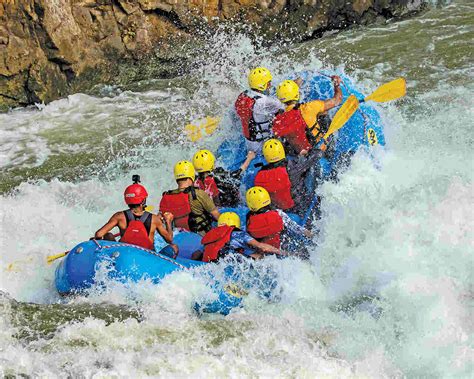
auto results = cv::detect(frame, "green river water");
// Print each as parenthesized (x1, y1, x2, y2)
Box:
(0, 1, 473, 377)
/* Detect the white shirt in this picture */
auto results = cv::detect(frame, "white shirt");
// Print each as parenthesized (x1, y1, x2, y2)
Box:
(246, 90, 284, 153)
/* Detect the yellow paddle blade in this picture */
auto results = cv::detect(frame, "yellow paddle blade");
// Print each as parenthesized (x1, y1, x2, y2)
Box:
(145, 205, 154, 212)
(5, 263, 16, 272)
(203, 117, 220, 135)
(5, 257, 34, 272)
(185, 117, 221, 142)
(46, 251, 69, 265)
(185, 123, 202, 142)
(323, 95, 359, 140)
(364, 78, 406, 103)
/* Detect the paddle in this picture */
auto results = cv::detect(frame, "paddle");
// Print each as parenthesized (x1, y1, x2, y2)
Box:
(185, 117, 221, 142)
(362, 78, 406, 103)
(302, 78, 406, 225)
(314, 95, 360, 150)
(301, 96, 360, 225)
(47, 251, 69, 264)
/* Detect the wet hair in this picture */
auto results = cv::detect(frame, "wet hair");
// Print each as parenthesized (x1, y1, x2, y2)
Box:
(177, 178, 192, 183)
(128, 202, 145, 209)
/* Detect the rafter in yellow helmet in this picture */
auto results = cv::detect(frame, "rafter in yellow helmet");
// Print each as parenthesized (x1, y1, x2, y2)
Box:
(174, 160, 195, 181)
(276, 80, 300, 103)
(248, 67, 273, 92)
(246, 186, 271, 212)
(263, 139, 286, 163)
(193, 149, 215, 173)
(218, 212, 241, 228)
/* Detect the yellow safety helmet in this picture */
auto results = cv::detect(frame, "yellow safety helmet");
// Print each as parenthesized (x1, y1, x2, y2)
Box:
(192, 149, 215, 173)
(246, 186, 271, 212)
(218, 212, 241, 228)
(276, 80, 300, 103)
(174, 160, 195, 181)
(263, 139, 286, 163)
(248, 67, 273, 91)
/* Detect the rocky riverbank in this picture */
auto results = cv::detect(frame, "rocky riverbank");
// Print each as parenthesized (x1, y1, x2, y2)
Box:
(0, 0, 426, 111)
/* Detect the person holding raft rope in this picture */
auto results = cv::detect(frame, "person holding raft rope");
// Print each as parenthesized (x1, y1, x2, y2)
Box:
(254, 139, 323, 218)
(191, 212, 287, 262)
(192, 149, 256, 207)
(160, 161, 220, 236)
(93, 175, 174, 251)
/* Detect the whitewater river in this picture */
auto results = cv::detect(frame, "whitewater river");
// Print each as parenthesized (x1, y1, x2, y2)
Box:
(1, 0, 473, 377)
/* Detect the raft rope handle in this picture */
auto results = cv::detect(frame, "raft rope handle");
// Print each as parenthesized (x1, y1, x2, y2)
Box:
(98, 243, 187, 270)
(92, 239, 102, 249)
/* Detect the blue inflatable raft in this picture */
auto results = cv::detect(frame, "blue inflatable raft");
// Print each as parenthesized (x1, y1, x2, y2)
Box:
(54, 71, 386, 315)
(55, 234, 243, 315)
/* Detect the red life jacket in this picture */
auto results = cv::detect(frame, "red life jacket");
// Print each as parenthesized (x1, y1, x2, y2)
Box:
(246, 210, 284, 248)
(120, 210, 154, 250)
(254, 166, 295, 210)
(235, 91, 266, 141)
(272, 106, 312, 154)
(195, 175, 219, 201)
(159, 190, 191, 230)
(201, 225, 235, 262)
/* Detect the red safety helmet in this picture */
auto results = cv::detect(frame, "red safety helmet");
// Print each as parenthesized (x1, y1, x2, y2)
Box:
(124, 183, 148, 205)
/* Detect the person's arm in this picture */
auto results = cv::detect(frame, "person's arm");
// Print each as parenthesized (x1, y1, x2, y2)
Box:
(287, 150, 324, 184)
(210, 208, 220, 221)
(239, 150, 256, 173)
(322, 76, 343, 111)
(247, 239, 287, 256)
(198, 189, 220, 221)
(294, 77, 303, 87)
(155, 213, 173, 244)
(94, 212, 120, 239)
(278, 210, 312, 238)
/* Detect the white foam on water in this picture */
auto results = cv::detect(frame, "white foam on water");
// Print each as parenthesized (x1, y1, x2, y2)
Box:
(1, 1, 473, 376)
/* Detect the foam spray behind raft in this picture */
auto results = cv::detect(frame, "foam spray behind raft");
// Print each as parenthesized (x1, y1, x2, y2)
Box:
(1, 1, 473, 376)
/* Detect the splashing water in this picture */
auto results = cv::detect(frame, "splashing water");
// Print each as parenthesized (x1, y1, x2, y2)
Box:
(1, 1, 473, 376)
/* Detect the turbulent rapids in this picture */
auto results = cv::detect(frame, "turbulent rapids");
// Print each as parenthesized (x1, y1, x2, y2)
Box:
(1, 1, 473, 377)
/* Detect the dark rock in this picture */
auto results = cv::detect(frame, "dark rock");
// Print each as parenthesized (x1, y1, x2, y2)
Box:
(0, 0, 428, 110)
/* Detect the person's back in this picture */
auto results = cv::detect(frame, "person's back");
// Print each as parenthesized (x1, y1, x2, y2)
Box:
(245, 186, 312, 249)
(160, 160, 220, 236)
(193, 149, 256, 207)
(272, 78, 342, 156)
(245, 187, 285, 248)
(193, 212, 286, 262)
(254, 139, 295, 211)
(235, 67, 284, 153)
(94, 176, 174, 250)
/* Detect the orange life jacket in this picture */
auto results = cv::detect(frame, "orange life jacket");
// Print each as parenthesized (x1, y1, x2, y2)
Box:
(246, 210, 284, 248)
(235, 91, 267, 141)
(120, 210, 154, 250)
(272, 105, 313, 154)
(195, 175, 219, 201)
(159, 190, 191, 230)
(254, 165, 295, 210)
(201, 225, 235, 262)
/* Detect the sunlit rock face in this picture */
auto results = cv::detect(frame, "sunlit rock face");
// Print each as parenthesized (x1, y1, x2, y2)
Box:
(0, 0, 425, 109)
